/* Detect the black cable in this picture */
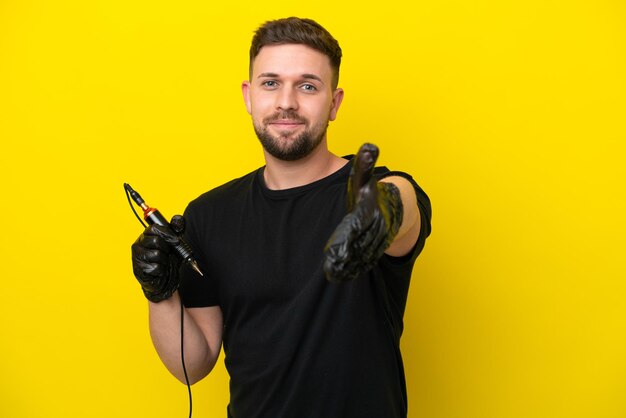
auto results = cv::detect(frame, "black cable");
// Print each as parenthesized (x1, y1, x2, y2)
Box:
(180, 294, 193, 418)
(125, 183, 193, 417)
(124, 185, 147, 228)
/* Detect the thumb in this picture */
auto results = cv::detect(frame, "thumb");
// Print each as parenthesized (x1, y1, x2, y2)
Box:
(170, 214, 186, 235)
(348, 143, 379, 210)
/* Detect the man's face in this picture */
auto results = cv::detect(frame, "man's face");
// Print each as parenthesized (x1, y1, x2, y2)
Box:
(242, 44, 344, 161)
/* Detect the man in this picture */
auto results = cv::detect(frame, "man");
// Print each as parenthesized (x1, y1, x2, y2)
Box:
(132, 17, 431, 418)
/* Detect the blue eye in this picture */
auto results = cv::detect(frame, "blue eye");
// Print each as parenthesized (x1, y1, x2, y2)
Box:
(262, 80, 278, 88)
(301, 84, 317, 92)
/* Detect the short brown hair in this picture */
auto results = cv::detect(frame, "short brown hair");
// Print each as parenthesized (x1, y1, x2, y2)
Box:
(249, 17, 342, 89)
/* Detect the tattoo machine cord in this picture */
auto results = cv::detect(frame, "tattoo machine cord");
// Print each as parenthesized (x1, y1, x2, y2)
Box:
(125, 183, 194, 418)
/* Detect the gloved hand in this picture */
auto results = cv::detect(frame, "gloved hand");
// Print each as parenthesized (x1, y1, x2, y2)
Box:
(323, 143, 404, 282)
(131, 215, 186, 302)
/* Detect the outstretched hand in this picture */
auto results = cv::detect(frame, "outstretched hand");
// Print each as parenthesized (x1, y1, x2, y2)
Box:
(323, 143, 403, 282)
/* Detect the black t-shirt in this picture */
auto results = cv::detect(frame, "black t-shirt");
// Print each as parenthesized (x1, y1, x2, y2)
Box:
(179, 157, 432, 418)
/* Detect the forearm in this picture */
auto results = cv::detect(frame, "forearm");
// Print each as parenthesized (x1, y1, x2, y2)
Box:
(148, 291, 219, 384)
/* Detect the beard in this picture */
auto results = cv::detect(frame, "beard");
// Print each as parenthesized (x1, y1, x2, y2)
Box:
(253, 110, 329, 161)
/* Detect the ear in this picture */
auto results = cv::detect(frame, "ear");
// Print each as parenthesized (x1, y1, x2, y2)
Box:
(242, 81, 252, 115)
(329, 88, 344, 121)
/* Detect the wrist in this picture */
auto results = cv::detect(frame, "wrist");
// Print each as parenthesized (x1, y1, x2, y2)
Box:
(143, 275, 180, 303)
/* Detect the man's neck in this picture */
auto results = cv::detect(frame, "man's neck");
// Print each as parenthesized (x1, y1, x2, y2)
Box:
(262, 141, 348, 190)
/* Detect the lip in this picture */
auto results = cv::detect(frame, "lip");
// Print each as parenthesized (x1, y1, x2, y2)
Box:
(270, 120, 304, 126)
(269, 120, 305, 129)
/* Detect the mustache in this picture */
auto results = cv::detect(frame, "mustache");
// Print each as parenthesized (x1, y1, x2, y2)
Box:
(263, 110, 308, 124)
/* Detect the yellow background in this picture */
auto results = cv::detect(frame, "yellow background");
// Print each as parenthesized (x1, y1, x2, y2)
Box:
(1, 1, 625, 417)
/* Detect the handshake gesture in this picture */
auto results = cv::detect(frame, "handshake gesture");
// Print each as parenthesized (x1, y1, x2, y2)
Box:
(323, 143, 404, 282)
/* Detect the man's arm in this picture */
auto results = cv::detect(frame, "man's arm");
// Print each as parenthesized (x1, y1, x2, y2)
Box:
(379, 176, 421, 258)
(132, 219, 222, 384)
(324, 143, 420, 282)
(148, 293, 223, 384)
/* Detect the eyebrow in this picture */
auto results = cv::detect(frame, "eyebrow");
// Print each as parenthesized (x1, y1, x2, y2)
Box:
(257, 72, 324, 84)
(301, 73, 323, 83)
(257, 72, 280, 78)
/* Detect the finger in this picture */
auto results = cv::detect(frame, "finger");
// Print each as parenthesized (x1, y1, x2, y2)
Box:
(132, 244, 169, 264)
(324, 212, 372, 282)
(170, 214, 185, 235)
(353, 143, 379, 189)
(323, 214, 355, 280)
(134, 233, 172, 253)
(132, 258, 168, 279)
(357, 215, 388, 265)
(348, 143, 379, 209)
(147, 224, 180, 246)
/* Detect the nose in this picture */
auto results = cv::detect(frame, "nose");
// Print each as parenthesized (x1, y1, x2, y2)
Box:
(276, 86, 298, 111)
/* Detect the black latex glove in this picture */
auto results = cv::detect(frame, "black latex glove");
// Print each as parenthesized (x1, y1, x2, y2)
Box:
(131, 215, 186, 302)
(323, 143, 404, 282)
